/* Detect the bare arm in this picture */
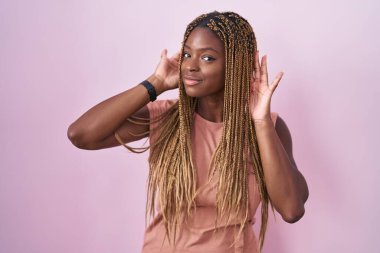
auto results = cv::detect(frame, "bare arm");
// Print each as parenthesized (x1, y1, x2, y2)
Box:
(67, 49, 180, 150)
(67, 75, 158, 150)
(249, 51, 308, 223)
(255, 115, 309, 223)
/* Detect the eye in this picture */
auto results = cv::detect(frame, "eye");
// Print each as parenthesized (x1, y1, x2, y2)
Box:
(183, 52, 190, 58)
(202, 55, 215, 62)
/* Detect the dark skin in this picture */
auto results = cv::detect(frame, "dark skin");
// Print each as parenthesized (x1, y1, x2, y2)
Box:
(68, 27, 308, 223)
(182, 28, 225, 122)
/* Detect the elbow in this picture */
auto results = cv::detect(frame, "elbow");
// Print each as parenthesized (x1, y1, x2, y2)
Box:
(282, 204, 305, 224)
(67, 124, 95, 150)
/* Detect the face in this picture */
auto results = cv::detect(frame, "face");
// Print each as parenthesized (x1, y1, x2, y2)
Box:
(181, 27, 225, 98)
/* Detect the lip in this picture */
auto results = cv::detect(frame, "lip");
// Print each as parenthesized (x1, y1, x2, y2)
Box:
(183, 75, 203, 86)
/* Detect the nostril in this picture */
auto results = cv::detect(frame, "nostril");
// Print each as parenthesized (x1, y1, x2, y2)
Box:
(189, 65, 199, 72)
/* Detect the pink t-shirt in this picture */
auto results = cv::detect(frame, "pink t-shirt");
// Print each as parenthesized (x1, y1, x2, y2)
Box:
(142, 100, 278, 253)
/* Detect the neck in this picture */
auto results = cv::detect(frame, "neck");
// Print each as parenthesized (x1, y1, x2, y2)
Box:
(196, 95, 224, 123)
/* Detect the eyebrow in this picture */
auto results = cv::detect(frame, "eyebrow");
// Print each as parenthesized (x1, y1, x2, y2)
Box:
(184, 45, 221, 54)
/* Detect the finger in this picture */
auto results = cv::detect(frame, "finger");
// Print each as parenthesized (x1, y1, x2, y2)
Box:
(254, 51, 261, 80)
(172, 50, 181, 60)
(168, 51, 181, 69)
(269, 72, 284, 93)
(169, 51, 181, 63)
(260, 55, 269, 85)
(161, 49, 168, 59)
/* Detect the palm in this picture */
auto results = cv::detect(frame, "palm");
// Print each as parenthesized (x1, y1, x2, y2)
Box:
(154, 49, 180, 90)
(250, 52, 284, 121)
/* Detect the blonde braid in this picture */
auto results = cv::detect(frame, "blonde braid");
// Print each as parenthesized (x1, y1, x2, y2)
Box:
(125, 11, 271, 250)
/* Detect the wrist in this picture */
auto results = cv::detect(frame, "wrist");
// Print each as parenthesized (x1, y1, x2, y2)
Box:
(253, 115, 273, 127)
(147, 74, 166, 96)
(254, 119, 275, 134)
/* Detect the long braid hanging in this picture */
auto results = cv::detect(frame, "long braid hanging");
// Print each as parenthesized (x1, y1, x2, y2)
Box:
(137, 11, 271, 250)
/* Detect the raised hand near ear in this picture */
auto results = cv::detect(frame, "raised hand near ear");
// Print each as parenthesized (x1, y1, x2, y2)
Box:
(250, 51, 284, 122)
(153, 49, 181, 92)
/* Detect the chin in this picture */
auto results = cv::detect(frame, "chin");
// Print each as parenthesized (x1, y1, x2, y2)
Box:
(183, 87, 203, 98)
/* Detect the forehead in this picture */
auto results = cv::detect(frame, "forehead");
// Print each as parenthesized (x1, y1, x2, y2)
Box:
(185, 27, 224, 52)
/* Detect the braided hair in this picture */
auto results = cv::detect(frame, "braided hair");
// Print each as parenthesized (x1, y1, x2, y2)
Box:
(127, 11, 271, 250)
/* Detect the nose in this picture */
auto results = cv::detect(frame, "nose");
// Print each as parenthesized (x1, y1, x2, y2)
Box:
(184, 58, 200, 72)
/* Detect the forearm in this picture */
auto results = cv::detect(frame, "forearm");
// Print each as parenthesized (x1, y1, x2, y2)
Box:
(67, 75, 163, 147)
(254, 118, 308, 222)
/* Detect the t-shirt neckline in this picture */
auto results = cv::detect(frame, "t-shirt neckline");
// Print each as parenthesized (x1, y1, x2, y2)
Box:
(193, 112, 224, 128)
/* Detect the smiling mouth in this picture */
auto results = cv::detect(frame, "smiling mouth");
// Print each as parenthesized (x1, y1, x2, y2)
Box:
(183, 78, 203, 86)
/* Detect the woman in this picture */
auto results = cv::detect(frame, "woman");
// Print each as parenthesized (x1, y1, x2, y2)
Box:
(68, 11, 309, 253)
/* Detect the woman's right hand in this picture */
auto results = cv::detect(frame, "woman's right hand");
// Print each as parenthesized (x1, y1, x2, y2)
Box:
(68, 49, 181, 150)
(153, 49, 181, 93)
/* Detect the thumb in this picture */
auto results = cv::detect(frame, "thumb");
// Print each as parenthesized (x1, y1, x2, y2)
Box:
(270, 71, 284, 93)
(161, 49, 168, 59)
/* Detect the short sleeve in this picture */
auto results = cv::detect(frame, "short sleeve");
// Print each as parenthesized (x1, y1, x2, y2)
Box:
(146, 99, 178, 145)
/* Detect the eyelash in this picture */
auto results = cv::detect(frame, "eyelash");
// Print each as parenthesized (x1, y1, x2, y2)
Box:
(183, 52, 215, 62)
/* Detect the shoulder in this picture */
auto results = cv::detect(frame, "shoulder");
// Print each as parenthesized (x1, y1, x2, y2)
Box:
(272, 114, 297, 166)
(270, 112, 291, 139)
(270, 112, 279, 126)
(274, 114, 292, 143)
(269, 112, 294, 154)
(147, 99, 178, 110)
(147, 99, 178, 144)
(147, 99, 178, 118)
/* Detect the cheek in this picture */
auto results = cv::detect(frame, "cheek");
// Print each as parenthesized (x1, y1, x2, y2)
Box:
(205, 65, 225, 90)
(206, 63, 224, 77)
(180, 64, 185, 76)
(212, 64, 225, 84)
(220, 65, 225, 80)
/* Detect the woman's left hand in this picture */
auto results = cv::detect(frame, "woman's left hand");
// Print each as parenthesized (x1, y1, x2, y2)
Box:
(250, 51, 284, 122)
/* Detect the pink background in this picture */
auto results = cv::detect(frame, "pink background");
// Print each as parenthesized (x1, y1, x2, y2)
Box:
(1, 0, 379, 252)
